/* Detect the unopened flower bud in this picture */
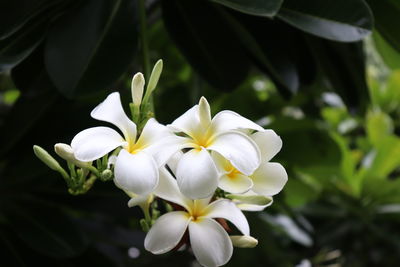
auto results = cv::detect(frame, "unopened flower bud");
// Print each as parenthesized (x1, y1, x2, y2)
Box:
(230, 235, 258, 248)
(131, 72, 145, 106)
(100, 169, 113, 180)
(33, 145, 63, 172)
(146, 59, 163, 96)
(54, 143, 90, 168)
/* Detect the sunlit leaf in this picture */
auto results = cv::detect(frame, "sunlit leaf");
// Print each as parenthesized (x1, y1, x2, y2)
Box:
(278, 0, 373, 42)
(211, 0, 283, 17)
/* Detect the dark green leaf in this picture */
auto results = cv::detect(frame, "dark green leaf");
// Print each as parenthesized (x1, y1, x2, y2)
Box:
(211, 0, 283, 17)
(162, 0, 250, 92)
(221, 10, 316, 96)
(0, 0, 52, 39)
(373, 31, 400, 69)
(217, 10, 297, 96)
(278, 0, 373, 42)
(0, 47, 59, 158)
(306, 38, 369, 109)
(45, 0, 138, 97)
(368, 0, 400, 53)
(0, 227, 27, 267)
(4, 198, 88, 258)
(271, 118, 341, 167)
(0, 16, 48, 72)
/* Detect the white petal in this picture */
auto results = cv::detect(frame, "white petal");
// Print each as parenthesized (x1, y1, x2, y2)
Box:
(145, 211, 190, 254)
(219, 174, 253, 194)
(176, 148, 219, 199)
(199, 97, 211, 127)
(237, 202, 272, 211)
(189, 218, 233, 267)
(251, 130, 282, 162)
(204, 199, 249, 236)
(251, 162, 288, 196)
(90, 92, 137, 144)
(144, 136, 191, 167)
(154, 168, 192, 211)
(167, 150, 184, 174)
(71, 127, 126, 161)
(114, 149, 159, 195)
(168, 105, 200, 136)
(208, 131, 261, 176)
(136, 118, 173, 147)
(229, 191, 273, 212)
(211, 151, 230, 175)
(211, 110, 264, 135)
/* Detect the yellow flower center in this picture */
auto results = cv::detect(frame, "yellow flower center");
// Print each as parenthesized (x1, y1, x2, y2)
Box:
(186, 200, 209, 222)
(191, 128, 215, 150)
(227, 166, 241, 179)
(126, 136, 148, 154)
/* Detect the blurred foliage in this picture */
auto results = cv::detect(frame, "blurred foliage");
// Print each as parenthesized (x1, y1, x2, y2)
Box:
(1, 0, 400, 266)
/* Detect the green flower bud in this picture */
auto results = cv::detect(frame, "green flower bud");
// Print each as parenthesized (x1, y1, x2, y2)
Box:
(33, 145, 63, 172)
(142, 59, 163, 105)
(147, 59, 163, 96)
(100, 169, 113, 180)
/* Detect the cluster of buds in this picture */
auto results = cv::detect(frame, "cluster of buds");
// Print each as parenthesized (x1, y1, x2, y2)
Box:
(34, 60, 288, 267)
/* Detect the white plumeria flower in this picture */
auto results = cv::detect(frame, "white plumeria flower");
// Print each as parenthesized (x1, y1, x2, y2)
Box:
(168, 97, 263, 199)
(71, 92, 176, 195)
(145, 168, 250, 267)
(212, 130, 287, 209)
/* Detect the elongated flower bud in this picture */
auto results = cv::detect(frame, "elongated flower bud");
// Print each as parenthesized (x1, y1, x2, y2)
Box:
(147, 59, 163, 96)
(33, 145, 63, 171)
(54, 143, 90, 168)
(230, 235, 258, 248)
(131, 72, 145, 107)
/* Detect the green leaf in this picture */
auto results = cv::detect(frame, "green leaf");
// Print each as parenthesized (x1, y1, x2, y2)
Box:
(366, 110, 393, 147)
(0, 48, 59, 158)
(368, 0, 400, 53)
(278, 0, 373, 42)
(307, 38, 369, 109)
(0, 16, 47, 72)
(0, 228, 27, 267)
(211, 0, 283, 17)
(4, 198, 88, 258)
(162, 0, 250, 92)
(366, 136, 400, 179)
(363, 175, 400, 204)
(330, 132, 358, 193)
(272, 118, 341, 168)
(284, 179, 319, 207)
(0, 0, 54, 39)
(385, 70, 400, 110)
(373, 31, 400, 69)
(44, 0, 138, 97)
(218, 10, 303, 96)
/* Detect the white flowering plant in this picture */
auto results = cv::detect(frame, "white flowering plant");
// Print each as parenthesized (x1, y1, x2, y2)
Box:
(33, 60, 288, 267)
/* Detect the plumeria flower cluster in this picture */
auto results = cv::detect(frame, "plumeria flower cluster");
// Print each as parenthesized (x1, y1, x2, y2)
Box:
(34, 60, 288, 267)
